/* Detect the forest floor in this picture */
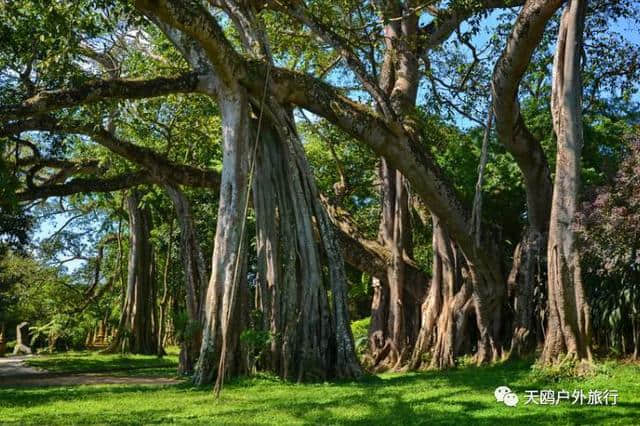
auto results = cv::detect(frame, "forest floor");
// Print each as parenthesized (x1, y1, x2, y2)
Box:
(0, 351, 638, 425)
(0, 351, 182, 387)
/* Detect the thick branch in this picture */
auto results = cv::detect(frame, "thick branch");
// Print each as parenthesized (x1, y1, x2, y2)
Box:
(491, 0, 561, 231)
(419, 0, 525, 53)
(246, 64, 494, 275)
(0, 73, 200, 121)
(0, 118, 221, 189)
(134, 0, 245, 89)
(325, 196, 427, 283)
(8, 126, 396, 283)
(15, 171, 153, 201)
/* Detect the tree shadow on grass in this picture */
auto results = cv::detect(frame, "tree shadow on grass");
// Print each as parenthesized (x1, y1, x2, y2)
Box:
(2, 359, 639, 425)
(25, 352, 177, 374)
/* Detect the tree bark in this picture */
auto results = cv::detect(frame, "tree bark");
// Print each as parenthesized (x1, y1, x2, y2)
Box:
(508, 228, 545, 356)
(365, 4, 426, 371)
(193, 92, 251, 386)
(542, 0, 592, 364)
(409, 215, 474, 369)
(253, 113, 361, 381)
(164, 183, 208, 375)
(491, 0, 563, 358)
(157, 219, 173, 357)
(369, 160, 424, 370)
(218, 1, 361, 381)
(106, 190, 159, 355)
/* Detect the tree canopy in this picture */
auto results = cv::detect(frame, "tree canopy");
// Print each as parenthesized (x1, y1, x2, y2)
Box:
(1, 0, 639, 392)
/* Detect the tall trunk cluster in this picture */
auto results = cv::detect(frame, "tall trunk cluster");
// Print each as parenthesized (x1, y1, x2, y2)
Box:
(107, 190, 159, 355)
(253, 111, 361, 381)
(164, 183, 208, 375)
(216, 1, 361, 381)
(366, 4, 426, 371)
(508, 229, 545, 356)
(410, 216, 472, 369)
(146, 11, 361, 384)
(543, 0, 592, 364)
(368, 160, 424, 369)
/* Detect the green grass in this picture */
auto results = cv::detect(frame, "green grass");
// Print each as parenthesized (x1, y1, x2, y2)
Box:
(1, 354, 639, 425)
(23, 347, 179, 376)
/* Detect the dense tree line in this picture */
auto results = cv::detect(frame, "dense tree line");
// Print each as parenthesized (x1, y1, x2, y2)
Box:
(1, 0, 639, 390)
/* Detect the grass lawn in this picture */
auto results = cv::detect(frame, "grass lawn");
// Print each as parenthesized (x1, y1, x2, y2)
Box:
(0, 353, 638, 425)
(23, 348, 180, 377)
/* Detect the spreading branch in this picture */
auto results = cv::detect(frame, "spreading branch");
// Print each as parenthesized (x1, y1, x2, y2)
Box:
(491, 0, 561, 231)
(0, 73, 201, 121)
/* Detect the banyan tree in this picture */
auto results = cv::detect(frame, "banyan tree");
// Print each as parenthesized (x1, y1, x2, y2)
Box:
(3, 0, 636, 390)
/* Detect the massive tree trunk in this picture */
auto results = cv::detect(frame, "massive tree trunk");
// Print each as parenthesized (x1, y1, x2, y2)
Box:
(193, 92, 251, 386)
(508, 229, 545, 356)
(116, 10, 361, 382)
(157, 219, 173, 356)
(107, 190, 159, 355)
(369, 160, 423, 370)
(491, 0, 563, 357)
(367, 4, 425, 371)
(164, 183, 208, 375)
(253, 112, 361, 381)
(542, 0, 592, 364)
(215, 1, 361, 381)
(409, 205, 504, 369)
(410, 215, 473, 369)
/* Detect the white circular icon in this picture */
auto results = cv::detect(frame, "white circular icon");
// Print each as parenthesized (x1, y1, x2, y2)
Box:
(494, 386, 511, 402)
(503, 392, 519, 407)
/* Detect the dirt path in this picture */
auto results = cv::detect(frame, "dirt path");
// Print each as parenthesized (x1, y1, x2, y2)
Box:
(0, 356, 182, 387)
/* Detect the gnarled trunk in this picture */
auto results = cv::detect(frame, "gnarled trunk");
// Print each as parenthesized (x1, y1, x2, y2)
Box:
(107, 190, 159, 355)
(368, 160, 423, 370)
(193, 92, 251, 385)
(410, 214, 504, 369)
(469, 264, 504, 364)
(410, 215, 472, 369)
(542, 0, 592, 364)
(508, 229, 546, 356)
(253, 109, 361, 381)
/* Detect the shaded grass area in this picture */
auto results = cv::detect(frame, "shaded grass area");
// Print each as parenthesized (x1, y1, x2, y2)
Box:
(1, 355, 639, 425)
(23, 347, 179, 376)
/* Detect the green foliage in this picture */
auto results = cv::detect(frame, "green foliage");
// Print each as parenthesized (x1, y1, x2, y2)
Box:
(0, 251, 98, 351)
(240, 310, 272, 374)
(530, 358, 590, 383)
(350, 316, 370, 357)
(577, 135, 640, 355)
(0, 140, 32, 256)
(302, 119, 379, 239)
(350, 316, 370, 342)
(0, 0, 128, 98)
(29, 316, 67, 352)
(171, 311, 201, 344)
